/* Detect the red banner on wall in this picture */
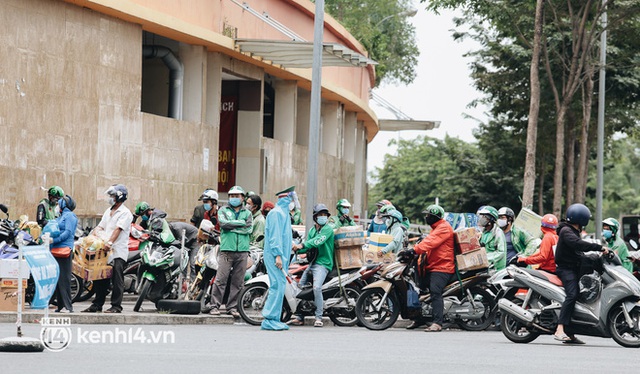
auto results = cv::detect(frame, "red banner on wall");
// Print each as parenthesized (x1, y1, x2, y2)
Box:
(218, 96, 238, 192)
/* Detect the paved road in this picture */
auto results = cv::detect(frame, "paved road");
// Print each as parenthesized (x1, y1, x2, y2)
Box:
(0, 323, 636, 374)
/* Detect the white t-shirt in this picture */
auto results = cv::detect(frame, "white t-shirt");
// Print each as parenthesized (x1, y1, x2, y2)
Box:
(98, 204, 133, 263)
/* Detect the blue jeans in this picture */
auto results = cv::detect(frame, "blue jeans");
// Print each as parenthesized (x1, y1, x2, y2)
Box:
(298, 264, 329, 320)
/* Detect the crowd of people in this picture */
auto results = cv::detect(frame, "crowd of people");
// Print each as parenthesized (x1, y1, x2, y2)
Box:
(33, 183, 637, 341)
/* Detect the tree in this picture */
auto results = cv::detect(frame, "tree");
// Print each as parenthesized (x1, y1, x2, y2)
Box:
(323, 0, 420, 86)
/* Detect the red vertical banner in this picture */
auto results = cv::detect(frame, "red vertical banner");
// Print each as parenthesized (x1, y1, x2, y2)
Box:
(218, 96, 238, 192)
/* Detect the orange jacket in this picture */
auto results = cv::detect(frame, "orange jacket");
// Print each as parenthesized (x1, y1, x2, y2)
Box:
(414, 219, 455, 273)
(523, 229, 557, 273)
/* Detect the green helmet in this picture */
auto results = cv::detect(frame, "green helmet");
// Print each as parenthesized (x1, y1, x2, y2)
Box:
(228, 185, 245, 196)
(48, 186, 64, 198)
(422, 204, 445, 219)
(602, 217, 620, 236)
(336, 199, 351, 210)
(379, 204, 396, 215)
(477, 205, 499, 222)
(135, 201, 151, 216)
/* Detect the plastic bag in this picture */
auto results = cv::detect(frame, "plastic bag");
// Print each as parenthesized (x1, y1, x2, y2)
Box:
(42, 220, 60, 238)
(407, 283, 421, 309)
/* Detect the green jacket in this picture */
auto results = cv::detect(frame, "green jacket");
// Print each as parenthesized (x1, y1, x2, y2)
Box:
(291, 209, 303, 225)
(607, 236, 633, 273)
(218, 205, 253, 252)
(482, 225, 507, 271)
(329, 214, 356, 229)
(251, 210, 266, 249)
(299, 223, 335, 271)
(509, 225, 540, 256)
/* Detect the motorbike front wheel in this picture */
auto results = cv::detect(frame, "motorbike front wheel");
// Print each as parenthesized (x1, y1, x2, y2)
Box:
(456, 287, 496, 331)
(328, 286, 361, 327)
(608, 302, 640, 348)
(355, 288, 400, 331)
(133, 278, 152, 312)
(499, 296, 540, 344)
(237, 283, 291, 326)
(70, 274, 82, 303)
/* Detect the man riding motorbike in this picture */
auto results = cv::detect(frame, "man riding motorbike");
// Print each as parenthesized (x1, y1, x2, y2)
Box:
(517, 214, 559, 273)
(602, 217, 633, 273)
(498, 207, 539, 263)
(478, 206, 507, 272)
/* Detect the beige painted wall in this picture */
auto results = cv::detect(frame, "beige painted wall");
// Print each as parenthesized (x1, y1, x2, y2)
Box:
(0, 0, 215, 221)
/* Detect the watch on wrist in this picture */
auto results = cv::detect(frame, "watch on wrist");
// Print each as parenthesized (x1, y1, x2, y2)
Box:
(107, 241, 113, 246)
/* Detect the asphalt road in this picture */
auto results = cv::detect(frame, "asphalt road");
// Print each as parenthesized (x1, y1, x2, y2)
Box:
(0, 323, 636, 374)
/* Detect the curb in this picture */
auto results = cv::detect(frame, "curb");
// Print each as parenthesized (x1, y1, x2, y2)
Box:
(0, 311, 237, 325)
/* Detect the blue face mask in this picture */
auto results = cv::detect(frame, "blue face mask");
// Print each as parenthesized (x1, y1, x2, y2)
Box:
(602, 229, 613, 240)
(316, 216, 328, 226)
(203, 203, 212, 211)
(229, 198, 242, 207)
(141, 215, 149, 221)
(340, 207, 350, 215)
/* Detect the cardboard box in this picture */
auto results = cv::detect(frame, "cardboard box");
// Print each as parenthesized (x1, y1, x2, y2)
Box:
(514, 208, 543, 239)
(334, 226, 365, 248)
(0, 278, 27, 312)
(454, 227, 482, 254)
(72, 259, 112, 281)
(0, 259, 31, 279)
(335, 246, 364, 270)
(362, 247, 395, 266)
(368, 233, 394, 251)
(456, 248, 489, 271)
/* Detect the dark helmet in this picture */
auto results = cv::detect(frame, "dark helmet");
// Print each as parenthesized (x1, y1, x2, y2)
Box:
(48, 186, 64, 198)
(498, 207, 515, 220)
(566, 203, 591, 227)
(105, 184, 128, 203)
(60, 195, 76, 212)
(312, 203, 330, 217)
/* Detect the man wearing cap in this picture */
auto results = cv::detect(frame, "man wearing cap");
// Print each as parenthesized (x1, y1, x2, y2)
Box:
(261, 186, 296, 330)
(208, 185, 252, 318)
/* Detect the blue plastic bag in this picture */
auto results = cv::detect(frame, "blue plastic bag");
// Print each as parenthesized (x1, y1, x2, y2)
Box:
(42, 220, 60, 238)
(407, 284, 421, 309)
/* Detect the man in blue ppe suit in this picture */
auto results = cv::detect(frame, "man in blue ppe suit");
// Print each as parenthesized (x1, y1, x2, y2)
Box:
(261, 186, 296, 330)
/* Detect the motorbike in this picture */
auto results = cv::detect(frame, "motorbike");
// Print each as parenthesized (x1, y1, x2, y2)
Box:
(184, 242, 219, 309)
(355, 249, 496, 331)
(133, 232, 188, 312)
(497, 251, 640, 348)
(238, 261, 382, 326)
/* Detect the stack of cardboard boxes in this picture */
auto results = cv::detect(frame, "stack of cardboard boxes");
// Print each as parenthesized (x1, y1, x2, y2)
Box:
(72, 235, 113, 281)
(453, 228, 489, 271)
(333, 226, 365, 269)
(363, 233, 396, 266)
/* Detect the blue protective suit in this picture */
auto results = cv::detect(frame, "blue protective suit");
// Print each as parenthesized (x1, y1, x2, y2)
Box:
(261, 194, 293, 330)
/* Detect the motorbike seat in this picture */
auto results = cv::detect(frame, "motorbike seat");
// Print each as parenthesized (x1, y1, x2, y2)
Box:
(522, 267, 563, 287)
(127, 250, 140, 262)
(171, 248, 183, 269)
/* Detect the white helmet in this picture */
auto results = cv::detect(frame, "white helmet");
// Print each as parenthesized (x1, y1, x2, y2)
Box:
(198, 189, 219, 202)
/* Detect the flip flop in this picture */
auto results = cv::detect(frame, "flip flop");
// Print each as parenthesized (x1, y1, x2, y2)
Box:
(553, 333, 572, 342)
(563, 336, 586, 345)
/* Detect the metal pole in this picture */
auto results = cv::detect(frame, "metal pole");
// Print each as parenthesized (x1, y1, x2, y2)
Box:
(595, 2, 607, 239)
(305, 0, 324, 235)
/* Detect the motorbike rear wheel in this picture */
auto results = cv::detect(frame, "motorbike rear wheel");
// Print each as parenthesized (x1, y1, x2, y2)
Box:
(133, 278, 151, 312)
(355, 288, 400, 331)
(499, 296, 540, 344)
(328, 286, 360, 327)
(70, 274, 82, 303)
(608, 302, 640, 348)
(456, 287, 496, 331)
(237, 283, 269, 325)
(75, 280, 96, 302)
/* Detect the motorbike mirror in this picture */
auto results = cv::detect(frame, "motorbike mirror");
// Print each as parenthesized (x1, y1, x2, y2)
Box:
(629, 239, 638, 250)
(255, 234, 264, 242)
(0, 204, 8, 216)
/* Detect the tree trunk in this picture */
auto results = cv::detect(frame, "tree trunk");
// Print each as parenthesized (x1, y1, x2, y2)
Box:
(552, 105, 568, 216)
(522, 0, 546, 210)
(538, 163, 545, 215)
(566, 121, 576, 207)
(575, 69, 594, 203)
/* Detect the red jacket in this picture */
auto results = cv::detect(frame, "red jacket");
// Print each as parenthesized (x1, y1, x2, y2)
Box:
(523, 229, 557, 273)
(414, 219, 455, 273)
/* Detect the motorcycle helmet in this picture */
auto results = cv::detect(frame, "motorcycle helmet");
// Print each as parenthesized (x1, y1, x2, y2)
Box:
(497, 207, 515, 221)
(135, 201, 152, 216)
(48, 186, 64, 199)
(565, 203, 591, 227)
(105, 184, 128, 203)
(60, 195, 76, 212)
(477, 205, 499, 222)
(228, 185, 245, 196)
(422, 204, 445, 219)
(336, 199, 351, 210)
(602, 217, 620, 237)
(397, 249, 414, 264)
(541, 214, 559, 229)
(313, 203, 330, 218)
(376, 199, 392, 207)
(198, 189, 219, 202)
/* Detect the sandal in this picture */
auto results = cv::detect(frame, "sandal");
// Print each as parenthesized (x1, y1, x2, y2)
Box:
(424, 323, 442, 332)
(553, 333, 572, 342)
(564, 336, 586, 345)
(287, 318, 303, 326)
(314, 319, 323, 328)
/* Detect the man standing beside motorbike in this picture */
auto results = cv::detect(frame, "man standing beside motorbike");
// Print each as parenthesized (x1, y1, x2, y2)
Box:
(247, 194, 266, 249)
(37, 185, 64, 227)
(291, 203, 335, 327)
(83, 184, 133, 313)
(518, 214, 559, 273)
(498, 207, 539, 263)
(477, 206, 507, 272)
(409, 204, 455, 332)
(208, 185, 252, 318)
(261, 186, 295, 330)
(602, 217, 634, 273)
(553, 203, 609, 344)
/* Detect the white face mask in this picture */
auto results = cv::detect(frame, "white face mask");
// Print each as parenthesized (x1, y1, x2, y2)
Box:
(478, 215, 489, 227)
(385, 218, 392, 227)
(497, 218, 508, 228)
(108, 197, 116, 206)
(54, 206, 61, 215)
(289, 202, 295, 211)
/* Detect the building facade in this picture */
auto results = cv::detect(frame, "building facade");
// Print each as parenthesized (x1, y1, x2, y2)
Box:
(0, 0, 378, 223)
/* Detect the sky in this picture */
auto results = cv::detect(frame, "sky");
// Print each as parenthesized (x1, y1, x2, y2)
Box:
(367, 6, 489, 180)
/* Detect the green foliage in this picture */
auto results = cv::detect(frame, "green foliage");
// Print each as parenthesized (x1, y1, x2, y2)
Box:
(323, 0, 419, 86)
